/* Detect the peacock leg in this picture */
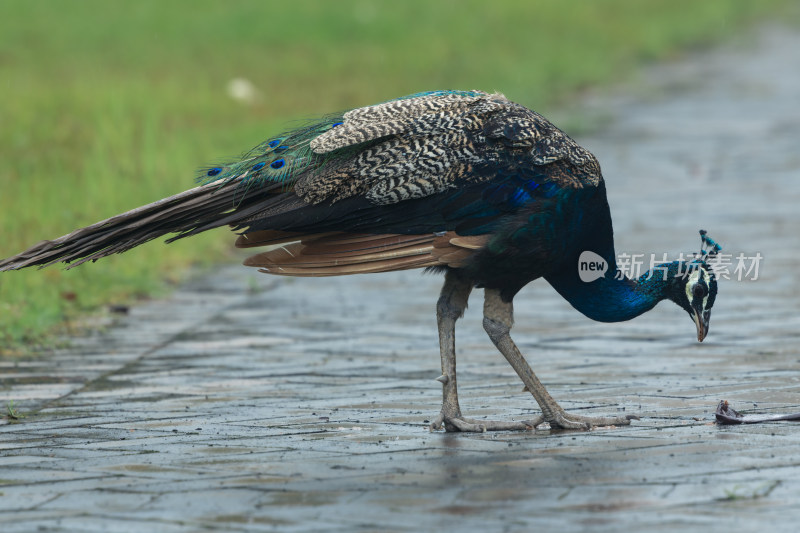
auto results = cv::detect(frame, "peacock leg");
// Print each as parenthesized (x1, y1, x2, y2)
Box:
(430, 271, 532, 432)
(482, 289, 634, 430)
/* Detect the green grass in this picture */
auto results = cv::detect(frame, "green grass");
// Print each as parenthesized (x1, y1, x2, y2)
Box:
(0, 0, 792, 350)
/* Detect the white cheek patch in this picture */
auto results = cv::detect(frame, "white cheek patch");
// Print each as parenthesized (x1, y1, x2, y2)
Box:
(701, 269, 710, 309)
(685, 269, 710, 309)
(685, 270, 700, 304)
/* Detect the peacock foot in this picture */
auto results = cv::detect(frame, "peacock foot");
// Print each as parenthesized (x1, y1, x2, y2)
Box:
(430, 409, 534, 433)
(526, 409, 638, 430)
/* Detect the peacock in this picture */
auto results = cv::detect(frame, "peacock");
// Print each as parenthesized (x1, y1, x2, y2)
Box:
(0, 90, 720, 432)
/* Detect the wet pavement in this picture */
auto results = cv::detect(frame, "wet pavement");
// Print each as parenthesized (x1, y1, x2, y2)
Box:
(2, 26, 800, 533)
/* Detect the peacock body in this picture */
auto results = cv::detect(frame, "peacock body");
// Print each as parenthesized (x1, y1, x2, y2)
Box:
(0, 90, 719, 431)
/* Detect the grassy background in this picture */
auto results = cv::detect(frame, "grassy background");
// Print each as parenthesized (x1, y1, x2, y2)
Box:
(0, 0, 791, 350)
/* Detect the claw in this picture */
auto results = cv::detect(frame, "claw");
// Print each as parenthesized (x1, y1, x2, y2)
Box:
(430, 410, 534, 432)
(545, 410, 634, 430)
(429, 413, 444, 431)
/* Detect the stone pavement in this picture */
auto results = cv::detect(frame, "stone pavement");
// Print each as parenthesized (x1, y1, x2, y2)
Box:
(2, 25, 800, 533)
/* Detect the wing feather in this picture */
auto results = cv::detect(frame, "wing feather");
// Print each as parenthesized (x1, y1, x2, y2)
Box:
(292, 90, 600, 210)
(241, 231, 489, 276)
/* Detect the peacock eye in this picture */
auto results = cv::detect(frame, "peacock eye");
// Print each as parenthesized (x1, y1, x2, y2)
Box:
(693, 284, 706, 298)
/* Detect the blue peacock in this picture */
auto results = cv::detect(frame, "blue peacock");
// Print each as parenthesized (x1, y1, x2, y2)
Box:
(0, 90, 721, 431)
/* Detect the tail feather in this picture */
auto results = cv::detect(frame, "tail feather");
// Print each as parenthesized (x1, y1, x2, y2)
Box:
(0, 180, 274, 271)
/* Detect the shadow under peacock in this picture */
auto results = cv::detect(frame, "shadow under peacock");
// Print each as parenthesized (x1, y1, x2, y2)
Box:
(0, 90, 722, 432)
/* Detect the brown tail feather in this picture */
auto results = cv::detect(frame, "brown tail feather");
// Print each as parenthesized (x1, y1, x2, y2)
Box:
(432, 249, 474, 268)
(245, 241, 434, 268)
(299, 234, 433, 257)
(257, 255, 441, 277)
(243, 231, 489, 277)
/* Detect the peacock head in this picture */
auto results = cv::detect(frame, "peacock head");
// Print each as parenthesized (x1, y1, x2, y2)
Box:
(666, 230, 721, 342)
(667, 260, 717, 342)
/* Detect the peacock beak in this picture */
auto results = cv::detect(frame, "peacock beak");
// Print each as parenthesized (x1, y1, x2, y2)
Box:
(692, 309, 710, 342)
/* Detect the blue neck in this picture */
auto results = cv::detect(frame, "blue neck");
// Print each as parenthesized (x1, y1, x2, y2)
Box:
(547, 266, 674, 323)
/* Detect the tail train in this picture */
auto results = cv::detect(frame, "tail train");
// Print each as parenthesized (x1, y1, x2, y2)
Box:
(0, 179, 273, 271)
